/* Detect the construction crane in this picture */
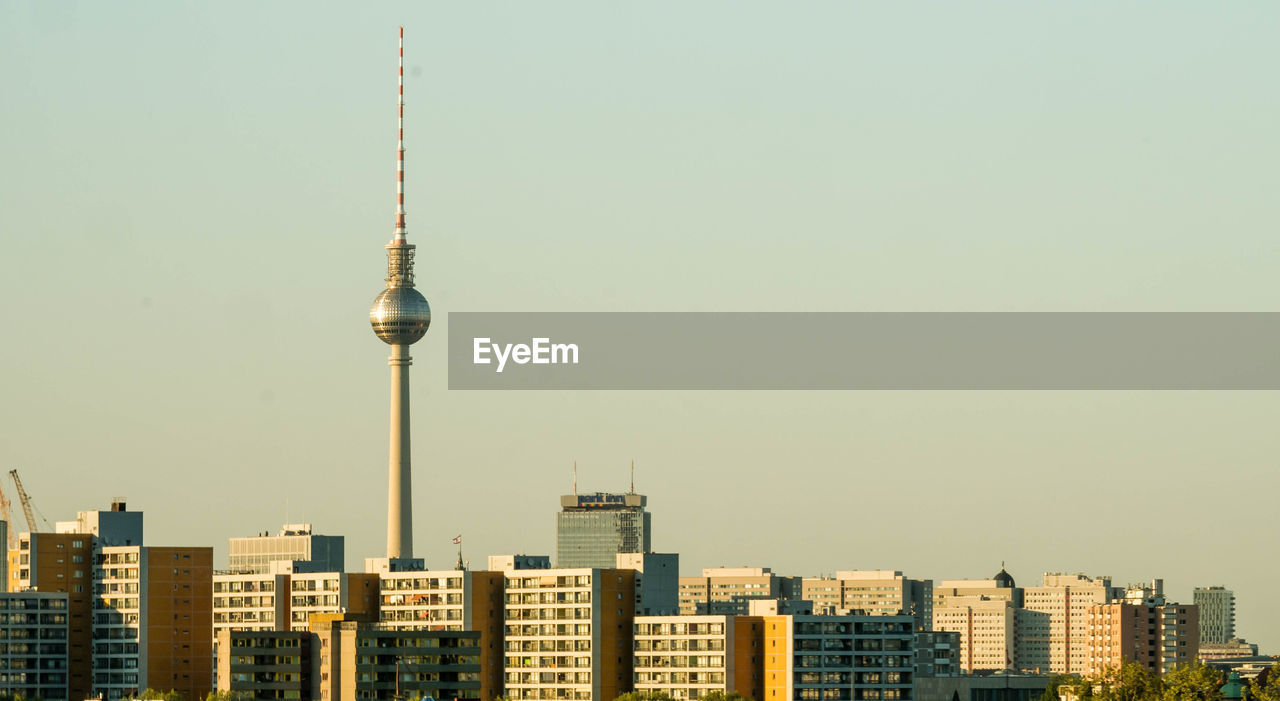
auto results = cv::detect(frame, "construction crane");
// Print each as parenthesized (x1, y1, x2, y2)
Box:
(0, 481, 13, 550)
(9, 469, 49, 533)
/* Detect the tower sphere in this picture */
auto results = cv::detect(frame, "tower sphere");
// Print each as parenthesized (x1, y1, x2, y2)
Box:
(370, 286, 431, 345)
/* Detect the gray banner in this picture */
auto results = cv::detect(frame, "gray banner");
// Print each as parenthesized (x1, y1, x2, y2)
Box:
(446, 312, 1280, 390)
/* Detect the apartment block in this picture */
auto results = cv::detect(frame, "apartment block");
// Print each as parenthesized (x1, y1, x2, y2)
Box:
(801, 572, 932, 631)
(633, 615, 763, 701)
(1085, 600, 1199, 676)
(0, 591, 70, 701)
(311, 615, 483, 701)
(213, 571, 290, 635)
(288, 572, 379, 631)
(1019, 573, 1122, 675)
(679, 568, 802, 616)
(377, 568, 505, 699)
(9, 532, 94, 700)
(503, 568, 637, 701)
(932, 596, 1017, 673)
(215, 629, 310, 700)
(762, 615, 914, 701)
(931, 570, 1021, 674)
(12, 504, 211, 701)
(94, 545, 214, 701)
(217, 617, 484, 701)
(913, 630, 960, 678)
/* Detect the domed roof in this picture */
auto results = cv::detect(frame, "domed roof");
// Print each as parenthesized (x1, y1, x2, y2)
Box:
(370, 286, 431, 345)
(993, 563, 1015, 588)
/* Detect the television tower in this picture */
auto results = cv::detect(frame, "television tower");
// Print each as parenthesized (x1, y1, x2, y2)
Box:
(369, 27, 431, 561)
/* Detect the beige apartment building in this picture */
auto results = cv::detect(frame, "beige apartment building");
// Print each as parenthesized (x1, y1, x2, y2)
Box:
(377, 568, 506, 699)
(1019, 573, 1122, 674)
(801, 571, 932, 630)
(679, 567, 802, 616)
(932, 570, 1021, 673)
(933, 597, 1017, 673)
(213, 570, 290, 636)
(503, 567, 637, 701)
(633, 615, 764, 701)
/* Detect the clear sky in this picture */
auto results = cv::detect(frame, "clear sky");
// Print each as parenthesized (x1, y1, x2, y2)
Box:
(3, 2, 1279, 649)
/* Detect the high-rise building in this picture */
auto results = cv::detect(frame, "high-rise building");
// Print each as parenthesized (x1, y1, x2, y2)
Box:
(1193, 586, 1235, 645)
(369, 26, 432, 568)
(376, 568, 506, 700)
(11, 503, 212, 701)
(11, 531, 99, 699)
(1019, 573, 1122, 674)
(502, 567, 637, 701)
(217, 614, 487, 701)
(679, 567, 802, 616)
(94, 544, 214, 701)
(556, 492, 651, 569)
(933, 597, 1017, 673)
(633, 615, 764, 701)
(0, 591, 70, 701)
(1085, 598, 1199, 676)
(762, 614, 914, 701)
(932, 569, 1022, 673)
(227, 524, 344, 574)
(311, 614, 484, 701)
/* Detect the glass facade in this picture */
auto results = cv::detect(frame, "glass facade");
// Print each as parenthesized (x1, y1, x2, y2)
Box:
(556, 496, 651, 569)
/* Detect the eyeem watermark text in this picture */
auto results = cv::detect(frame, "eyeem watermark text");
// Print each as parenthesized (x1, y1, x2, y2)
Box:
(473, 337, 579, 373)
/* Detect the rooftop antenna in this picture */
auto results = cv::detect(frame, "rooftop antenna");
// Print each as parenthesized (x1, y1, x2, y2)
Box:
(573, 460, 578, 495)
(630, 459, 635, 493)
(394, 25, 406, 245)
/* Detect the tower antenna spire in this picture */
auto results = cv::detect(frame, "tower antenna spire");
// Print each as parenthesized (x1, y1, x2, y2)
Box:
(573, 460, 578, 495)
(394, 25, 406, 244)
(630, 459, 635, 493)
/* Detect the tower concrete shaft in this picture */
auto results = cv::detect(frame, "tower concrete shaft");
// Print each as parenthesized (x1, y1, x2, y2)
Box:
(387, 343, 413, 559)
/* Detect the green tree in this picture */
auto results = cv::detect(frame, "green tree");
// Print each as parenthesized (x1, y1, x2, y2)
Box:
(131, 690, 182, 701)
(700, 693, 754, 701)
(1160, 663, 1224, 701)
(206, 692, 251, 701)
(1250, 665, 1280, 701)
(614, 693, 675, 701)
(1090, 662, 1161, 701)
(1040, 674, 1087, 701)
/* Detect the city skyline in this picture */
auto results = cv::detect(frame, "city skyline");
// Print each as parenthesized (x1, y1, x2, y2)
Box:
(3, 1, 1280, 655)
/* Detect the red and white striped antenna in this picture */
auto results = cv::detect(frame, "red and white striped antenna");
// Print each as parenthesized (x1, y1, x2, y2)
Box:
(393, 26, 407, 244)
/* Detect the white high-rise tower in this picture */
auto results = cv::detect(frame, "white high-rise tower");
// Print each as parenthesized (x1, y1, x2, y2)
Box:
(369, 27, 431, 562)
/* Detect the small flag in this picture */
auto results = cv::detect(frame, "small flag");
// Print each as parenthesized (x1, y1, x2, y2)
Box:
(452, 535, 462, 545)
